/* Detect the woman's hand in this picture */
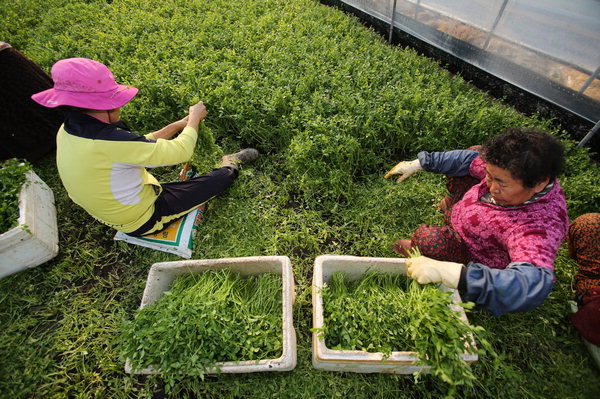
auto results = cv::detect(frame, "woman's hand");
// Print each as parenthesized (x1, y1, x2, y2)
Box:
(384, 159, 423, 183)
(149, 101, 207, 140)
(187, 101, 207, 128)
(406, 256, 463, 289)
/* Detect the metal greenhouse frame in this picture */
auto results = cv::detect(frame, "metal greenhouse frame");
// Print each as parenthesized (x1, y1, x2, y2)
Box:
(324, 0, 600, 146)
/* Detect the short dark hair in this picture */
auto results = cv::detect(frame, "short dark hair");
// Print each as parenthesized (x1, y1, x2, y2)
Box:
(481, 128, 565, 188)
(61, 106, 89, 113)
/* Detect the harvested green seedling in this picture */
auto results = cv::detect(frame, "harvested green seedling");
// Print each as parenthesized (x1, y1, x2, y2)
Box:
(319, 263, 495, 396)
(0, 159, 32, 232)
(116, 269, 283, 391)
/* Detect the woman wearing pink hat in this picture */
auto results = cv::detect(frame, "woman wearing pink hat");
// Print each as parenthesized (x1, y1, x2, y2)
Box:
(32, 58, 258, 236)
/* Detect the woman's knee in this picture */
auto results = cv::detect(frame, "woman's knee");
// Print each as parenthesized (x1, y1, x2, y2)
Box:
(569, 213, 600, 252)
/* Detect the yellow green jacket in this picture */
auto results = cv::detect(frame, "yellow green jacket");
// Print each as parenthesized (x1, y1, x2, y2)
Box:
(56, 112, 197, 233)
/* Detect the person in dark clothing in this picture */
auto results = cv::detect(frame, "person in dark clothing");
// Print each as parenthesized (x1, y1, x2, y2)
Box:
(0, 42, 65, 161)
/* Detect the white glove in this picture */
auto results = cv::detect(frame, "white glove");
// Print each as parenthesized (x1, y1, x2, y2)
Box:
(384, 159, 422, 183)
(406, 256, 463, 289)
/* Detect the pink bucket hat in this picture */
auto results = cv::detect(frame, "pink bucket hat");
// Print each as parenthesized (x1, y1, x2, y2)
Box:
(31, 58, 138, 110)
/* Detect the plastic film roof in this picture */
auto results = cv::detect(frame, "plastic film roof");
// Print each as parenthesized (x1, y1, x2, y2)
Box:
(341, 0, 600, 122)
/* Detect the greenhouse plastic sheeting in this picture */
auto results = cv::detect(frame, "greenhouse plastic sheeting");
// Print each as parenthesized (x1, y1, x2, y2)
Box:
(339, 0, 600, 122)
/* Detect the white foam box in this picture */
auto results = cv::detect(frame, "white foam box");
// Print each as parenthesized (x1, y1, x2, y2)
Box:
(312, 254, 478, 374)
(125, 256, 297, 374)
(0, 171, 59, 278)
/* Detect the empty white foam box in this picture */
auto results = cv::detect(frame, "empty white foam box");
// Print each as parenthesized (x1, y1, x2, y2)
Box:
(0, 171, 59, 278)
(312, 254, 478, 374)
(125, 256, 297, 374)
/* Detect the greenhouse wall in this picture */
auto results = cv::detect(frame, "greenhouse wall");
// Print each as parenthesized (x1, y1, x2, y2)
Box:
(327, 0, 600, 126)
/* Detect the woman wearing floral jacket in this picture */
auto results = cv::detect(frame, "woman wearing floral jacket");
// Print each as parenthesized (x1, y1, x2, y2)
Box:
(385, 128, 568, 315)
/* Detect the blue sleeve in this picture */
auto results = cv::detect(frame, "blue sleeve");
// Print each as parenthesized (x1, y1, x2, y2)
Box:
(460, 262, 555, 316)
(417, 150, 479, 176)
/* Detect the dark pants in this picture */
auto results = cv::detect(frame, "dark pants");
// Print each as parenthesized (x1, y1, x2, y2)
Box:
(128, 166, 237, 236)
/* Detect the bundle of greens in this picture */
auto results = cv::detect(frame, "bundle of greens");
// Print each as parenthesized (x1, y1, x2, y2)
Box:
(190, 121, 223, 174)
(318, 269, 495, 394)
(116, 270, 283, 384)
(0, 159, 31, 232)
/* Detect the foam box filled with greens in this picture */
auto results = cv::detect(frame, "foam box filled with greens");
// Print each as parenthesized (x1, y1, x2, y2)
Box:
(0, 160, 58, 278)
(312, 255, 479, 377)
(121, 256, 296, 376)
